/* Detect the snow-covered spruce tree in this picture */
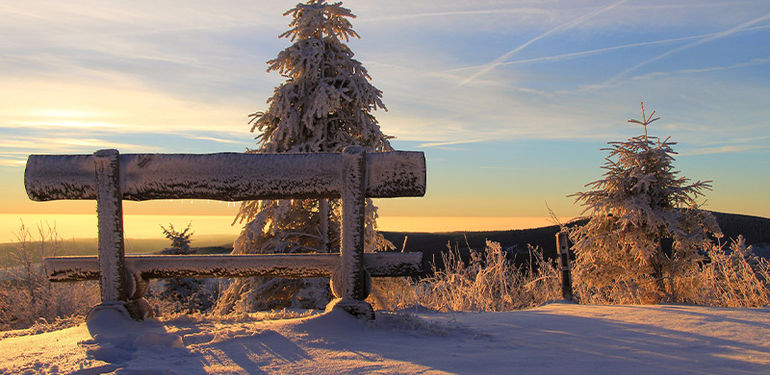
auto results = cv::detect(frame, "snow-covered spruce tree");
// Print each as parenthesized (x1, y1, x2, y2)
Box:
(159, 224, 216, 313)
(215, 0, 394, 314)
(569, 103, 721, 304)
(159, 224, 194, 256)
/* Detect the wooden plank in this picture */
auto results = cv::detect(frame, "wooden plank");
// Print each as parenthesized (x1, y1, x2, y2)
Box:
(44, 252, 424, 281)
(25, 151, 426, 201)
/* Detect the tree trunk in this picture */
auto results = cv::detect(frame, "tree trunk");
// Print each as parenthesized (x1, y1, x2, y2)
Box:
(319, 199, 329, 253)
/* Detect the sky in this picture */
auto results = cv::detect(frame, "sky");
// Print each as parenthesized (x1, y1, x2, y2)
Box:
(1, 0, 769, 240)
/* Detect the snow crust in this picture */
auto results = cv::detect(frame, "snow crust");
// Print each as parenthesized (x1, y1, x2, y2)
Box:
(2, 303, 769, 374)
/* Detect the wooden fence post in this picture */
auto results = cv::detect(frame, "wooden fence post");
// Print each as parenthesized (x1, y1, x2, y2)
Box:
(555, 230, 573, 301)
(328, 146, 374, 319)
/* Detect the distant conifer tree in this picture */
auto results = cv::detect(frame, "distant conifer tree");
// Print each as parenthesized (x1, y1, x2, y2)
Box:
(160, 224, 215, 313)
(569, 103, 721, 303)
(216, 0, 394, 313)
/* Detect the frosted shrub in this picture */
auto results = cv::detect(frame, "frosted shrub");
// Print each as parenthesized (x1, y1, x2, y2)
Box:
(570, 103, 721, 304)
(371, 241, 561, 312)
(0, 222, 98, 331)
(368, 277, 418, 311)
(689, 236, 770, 307)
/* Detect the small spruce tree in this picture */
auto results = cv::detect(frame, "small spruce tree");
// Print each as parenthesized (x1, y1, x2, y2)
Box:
(569, 103, 721, 304)
(216, 0, 394, 314)
(159, 224, 215, 313)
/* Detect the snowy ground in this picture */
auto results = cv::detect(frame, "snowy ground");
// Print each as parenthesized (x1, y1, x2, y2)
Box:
(1, 302, 769, 374)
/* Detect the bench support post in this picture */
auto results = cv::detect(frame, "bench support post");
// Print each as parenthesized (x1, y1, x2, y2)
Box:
(328, 146, 374, 319)
(94, 149, 129, 303)
(88, 149, 138, 325)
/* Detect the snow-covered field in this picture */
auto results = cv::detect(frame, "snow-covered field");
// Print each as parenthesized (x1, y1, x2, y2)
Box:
(1, 302, 769, 374)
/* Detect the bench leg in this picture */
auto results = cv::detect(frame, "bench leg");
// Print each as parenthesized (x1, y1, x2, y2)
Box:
(328, 146, 374, 319)
(89, 149, 139, 324)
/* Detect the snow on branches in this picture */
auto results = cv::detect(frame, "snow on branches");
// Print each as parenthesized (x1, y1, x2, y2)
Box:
(569, 103, 721, 303)
(219, 1, 394, 313)
(249, 0, 391, 154)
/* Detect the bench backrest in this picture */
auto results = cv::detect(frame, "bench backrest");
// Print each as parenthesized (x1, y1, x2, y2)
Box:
(26, 150, 425, 201)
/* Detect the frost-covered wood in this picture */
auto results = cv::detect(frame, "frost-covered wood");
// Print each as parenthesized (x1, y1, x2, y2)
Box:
(337, 146, 368, 300)
(93, 149, 128, 303)
(28, 146, 426, 321)
(25, 151, 425, 201)
(44, 252, 424, 282)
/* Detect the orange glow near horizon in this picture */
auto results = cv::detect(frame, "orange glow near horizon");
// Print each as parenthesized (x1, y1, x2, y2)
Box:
(0, 213, 564, 243)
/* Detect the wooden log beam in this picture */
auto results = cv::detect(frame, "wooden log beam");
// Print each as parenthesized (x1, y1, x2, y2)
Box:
(25, 151, 426, 201)
(44, 252, 424, 282)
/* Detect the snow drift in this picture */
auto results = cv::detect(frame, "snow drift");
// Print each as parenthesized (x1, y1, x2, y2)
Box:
(1, 303, 769, 374)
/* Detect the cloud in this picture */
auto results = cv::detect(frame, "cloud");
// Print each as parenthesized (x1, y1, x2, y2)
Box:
(361, 7, 554, 23)
(448, 24, 770, 72)
(418, 139, 485, 148)
(605, 12, 770, 85)
(0, 78, 250, 137)
(0, 135, 163, 167)
(479, 165, 521, 171)
(0, 136, 159, 153)
(2, 0, 769, 163)
(189, 136, 244, 145)
(680, 144, 769, 156)
(0, 159, 27, 167)
(629, 56, 770, 81)
(458, 0, 628, 87)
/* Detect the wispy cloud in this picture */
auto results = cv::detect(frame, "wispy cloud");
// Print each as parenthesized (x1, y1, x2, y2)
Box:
(604, 12, 770, 85)
(448, 24, 770, 72)
(0, 136, 160, 153)
(362, 7, 554, 23)
(630, 56, 770, 81)
(458, 0, 628, 87)
(189, 136, 244, 145)
(480, 165, 520, 171)
(0, 78, 249, 137)
(8, 120, 130, 130)
(0, 159, 26, 167)
(418, 139, 486, 148)
(0, 135, 165, 167)
(680, 144, 769, 156)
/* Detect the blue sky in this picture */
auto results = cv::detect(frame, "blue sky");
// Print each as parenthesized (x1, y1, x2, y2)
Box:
(1, 0, 769, 234)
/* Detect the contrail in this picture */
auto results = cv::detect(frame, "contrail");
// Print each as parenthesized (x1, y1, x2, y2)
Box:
(605, 12, 770, 85)
(629, 56, 770, 81)
(446, 24, 770, 74)
(458, 0, 628, 87)
(362, 7, 553, 23)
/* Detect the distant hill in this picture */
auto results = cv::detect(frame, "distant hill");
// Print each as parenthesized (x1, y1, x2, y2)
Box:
(2, 211, 766, 269)
(0, 235, 236, 268)
(381, 211, 770, 267)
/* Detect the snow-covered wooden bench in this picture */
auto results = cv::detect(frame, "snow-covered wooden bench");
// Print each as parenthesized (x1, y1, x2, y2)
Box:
(25, 146, 425, 321)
